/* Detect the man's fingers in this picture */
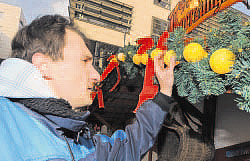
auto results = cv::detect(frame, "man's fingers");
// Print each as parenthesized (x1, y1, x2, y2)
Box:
(155, 50, 165, 70)
(156, 50, 164, 59)
(154, 56, 160, 74)
(154, 52, 176, 76)
(169, 56, 176, 70)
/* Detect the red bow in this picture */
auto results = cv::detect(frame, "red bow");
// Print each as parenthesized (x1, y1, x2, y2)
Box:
(91, 55, 120, 108)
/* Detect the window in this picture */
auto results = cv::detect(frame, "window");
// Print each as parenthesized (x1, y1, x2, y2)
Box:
(90, 41, 120, 70)
(76, 3, 81, 9)
(151, 17, 169, 42)
(70, 0, 133, 33)
(154, 0, 171, 10)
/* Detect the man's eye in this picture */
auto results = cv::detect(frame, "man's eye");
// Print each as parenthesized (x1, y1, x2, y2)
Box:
(82, 59, 93, 65)
(82, 59, 90, 62)
(82, 57, 93, 62)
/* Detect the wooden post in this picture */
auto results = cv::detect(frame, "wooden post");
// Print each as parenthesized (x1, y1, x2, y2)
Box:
(148, 149, 152, 161)
(203, 96, 217, 140)
(207, 0, 210, 12)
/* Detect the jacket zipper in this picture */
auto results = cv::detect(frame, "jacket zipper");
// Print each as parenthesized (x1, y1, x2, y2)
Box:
(63, 135, 76, 161)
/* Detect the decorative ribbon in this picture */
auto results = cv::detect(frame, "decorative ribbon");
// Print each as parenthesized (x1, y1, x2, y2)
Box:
(136, 37, 154, 55)
(156, 31, 169, 51)
(133, 57, 159, 113)
(91, 55, 120, 108)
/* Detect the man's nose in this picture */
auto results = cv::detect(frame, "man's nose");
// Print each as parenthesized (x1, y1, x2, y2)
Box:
(91, 66, 101, 82)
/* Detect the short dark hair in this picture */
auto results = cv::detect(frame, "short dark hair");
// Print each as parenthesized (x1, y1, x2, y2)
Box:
(11, 15, 90, 62)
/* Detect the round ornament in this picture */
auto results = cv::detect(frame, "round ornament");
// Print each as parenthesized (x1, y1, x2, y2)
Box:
(209, 48, 236, 74)
(183, 43, 208, 62)
(141, 54, 149, 65)
(110, 57, 118, 63)
(133, 54, 141, 65)
(117, 53, 126, 62)
(164, 50, 176, 65)
(151, 48, 162, 60)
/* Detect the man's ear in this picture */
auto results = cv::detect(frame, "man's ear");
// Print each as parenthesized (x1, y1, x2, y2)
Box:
(32, 53, 53, 80)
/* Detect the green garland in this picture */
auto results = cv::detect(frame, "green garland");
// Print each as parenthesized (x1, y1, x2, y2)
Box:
(116, 10, 250, 111)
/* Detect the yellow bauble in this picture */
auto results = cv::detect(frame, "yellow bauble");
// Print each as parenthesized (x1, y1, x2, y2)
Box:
(209, 48, 236, 74)
(141, 54, 149, 65)
(110, 57, 118, 63)
(183, 43, 208, 62)
(151, 48, 163, 60)
(133, 54, 141, 65)
(164, 50, 176, 65)
(117, 53, 126, 62)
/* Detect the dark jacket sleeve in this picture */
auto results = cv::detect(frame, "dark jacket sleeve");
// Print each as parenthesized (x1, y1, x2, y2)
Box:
(94, 92, 175, 161)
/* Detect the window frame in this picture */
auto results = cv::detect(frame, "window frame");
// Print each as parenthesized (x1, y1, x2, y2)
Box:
(151, 16, 169, 42)
(153, 0, 171, 10)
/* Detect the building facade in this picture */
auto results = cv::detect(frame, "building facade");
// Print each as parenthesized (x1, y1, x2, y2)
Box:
(69, 0, 180, 47)
(0, 2, 26, 59)
(68, 0, 180, 69)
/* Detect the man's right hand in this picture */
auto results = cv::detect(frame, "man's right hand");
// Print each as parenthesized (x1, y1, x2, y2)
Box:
(154, 51, 176, 97)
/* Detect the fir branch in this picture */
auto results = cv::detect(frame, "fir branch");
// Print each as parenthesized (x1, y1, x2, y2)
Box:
(167, 27, 185, 61)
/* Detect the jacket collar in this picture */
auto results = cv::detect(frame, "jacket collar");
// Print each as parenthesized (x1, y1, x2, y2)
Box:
(0, 58, 90, 136)
(46, 114, 89, 132)
(15, 101, 90, 141)
(0, 58, 55, 98)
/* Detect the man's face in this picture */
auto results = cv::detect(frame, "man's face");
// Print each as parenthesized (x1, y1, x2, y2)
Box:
(47, 29, 100, 108)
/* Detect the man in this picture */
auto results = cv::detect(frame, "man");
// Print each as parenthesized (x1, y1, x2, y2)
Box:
(0, 15, 175, 160)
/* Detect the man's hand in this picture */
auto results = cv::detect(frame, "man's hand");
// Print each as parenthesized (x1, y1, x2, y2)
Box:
(154, 51, 176, 97)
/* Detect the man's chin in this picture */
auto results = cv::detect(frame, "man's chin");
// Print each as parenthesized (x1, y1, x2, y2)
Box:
(81, 100, 93, 107)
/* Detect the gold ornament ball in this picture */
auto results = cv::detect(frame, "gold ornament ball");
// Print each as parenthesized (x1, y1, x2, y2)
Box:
(183, 43, 208, 62)
(209, 48, 236, 74)
(117, 53, 126, 62)
(151, 48, 163, 60)
(141, 54, 149, 65)
(164, 50, 176, 65)
(133, 54, 141, 65)
(110, 57, 118, 63)
(244, 22, 250, 26)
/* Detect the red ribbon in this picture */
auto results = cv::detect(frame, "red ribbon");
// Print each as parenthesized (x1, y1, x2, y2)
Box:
(136, 37, 154, 55)
(133, 32, 169, 113)
(91, 55, 120, 108)
(156, 31, 169, 50)
(133, 58, 159, 113)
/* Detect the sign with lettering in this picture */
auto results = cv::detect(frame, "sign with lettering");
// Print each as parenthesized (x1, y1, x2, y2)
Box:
(168, 0, 245, 33)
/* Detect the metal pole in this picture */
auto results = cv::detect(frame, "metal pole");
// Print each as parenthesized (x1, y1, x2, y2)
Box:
(124, 31, 126, 47)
